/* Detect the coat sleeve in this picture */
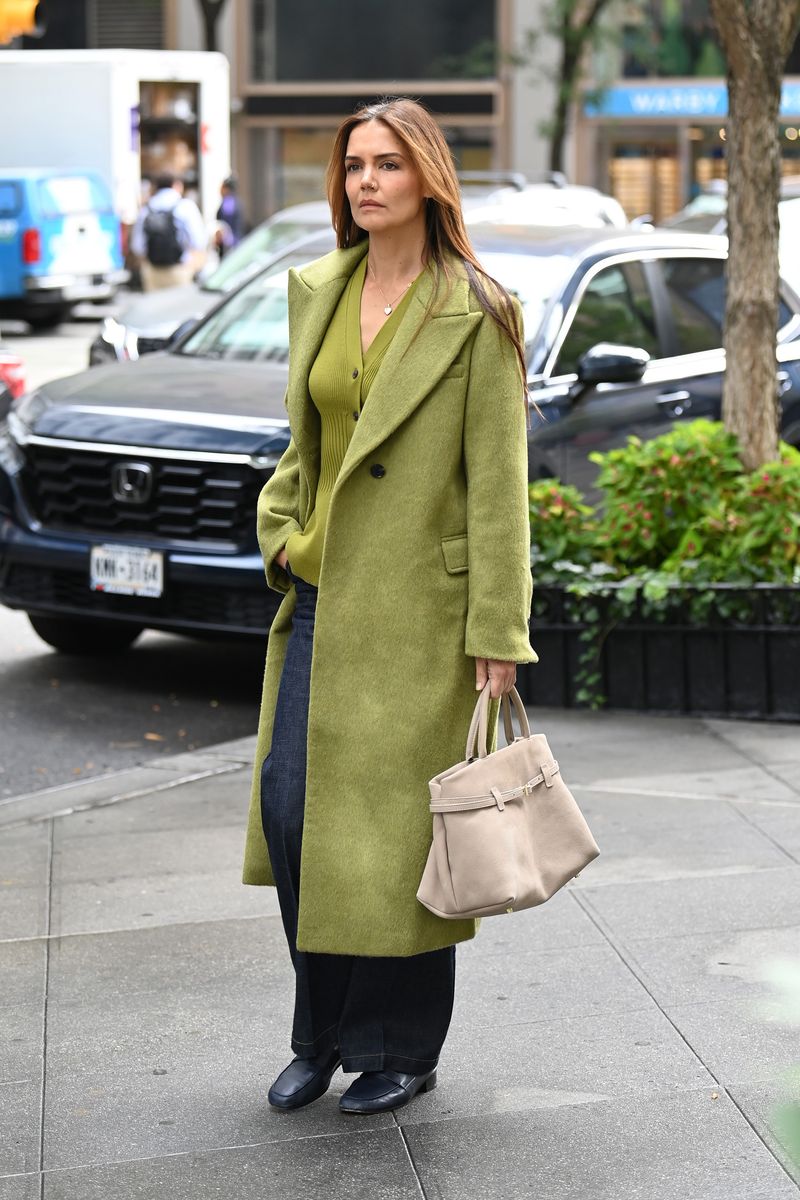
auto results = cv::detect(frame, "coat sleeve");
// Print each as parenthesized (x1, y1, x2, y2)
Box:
(256, 434, 302, 593)
(463, 304, 538, 664)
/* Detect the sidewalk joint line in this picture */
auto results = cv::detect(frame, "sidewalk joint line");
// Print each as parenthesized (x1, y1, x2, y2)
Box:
(727, 801, 799, 866)
(38, 819, 54, 1195)
(571, 889, 800, 1187)
(394, 1118, 428, 1199)
(701, 720, 800, 801)
(0, 910, 281, 947)
(572, 781, 798, 804)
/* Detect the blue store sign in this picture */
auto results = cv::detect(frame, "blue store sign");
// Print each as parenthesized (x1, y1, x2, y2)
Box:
(585, 81, 800, 119)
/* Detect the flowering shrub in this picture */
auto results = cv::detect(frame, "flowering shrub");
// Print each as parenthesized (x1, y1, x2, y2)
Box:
(529, 480, 597, 576)
(530, 421, 800, 587)
(589, 420, 743, 570)
(529, 421, 800, 706)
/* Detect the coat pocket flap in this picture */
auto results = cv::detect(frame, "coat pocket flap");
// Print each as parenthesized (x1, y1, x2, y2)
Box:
(441, 534, 469, 574)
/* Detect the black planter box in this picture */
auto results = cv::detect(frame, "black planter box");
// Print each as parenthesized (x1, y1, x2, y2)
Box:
(517, 584, 800, 721)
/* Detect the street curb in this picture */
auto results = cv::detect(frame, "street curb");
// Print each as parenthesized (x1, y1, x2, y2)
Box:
(0, 734, 257, 829)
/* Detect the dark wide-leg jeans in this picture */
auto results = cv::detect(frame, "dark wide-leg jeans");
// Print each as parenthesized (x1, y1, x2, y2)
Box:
(260, 571, 456, 1074)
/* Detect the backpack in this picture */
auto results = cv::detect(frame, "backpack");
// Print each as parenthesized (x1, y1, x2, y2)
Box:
(143, 206, 183, 266)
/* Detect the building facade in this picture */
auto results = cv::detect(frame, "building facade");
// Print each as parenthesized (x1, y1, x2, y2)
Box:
(15, 0, 800, 225)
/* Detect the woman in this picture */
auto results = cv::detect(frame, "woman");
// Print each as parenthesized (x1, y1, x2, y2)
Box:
(242, 98, 536, 1116)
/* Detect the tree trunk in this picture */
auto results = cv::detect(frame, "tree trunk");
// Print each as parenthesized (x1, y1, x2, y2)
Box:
(722, 35, 782, 468)
(709, 0, 800, 469)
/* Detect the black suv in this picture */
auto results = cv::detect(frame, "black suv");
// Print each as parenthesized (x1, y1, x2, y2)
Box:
(2, 225, 799, 653)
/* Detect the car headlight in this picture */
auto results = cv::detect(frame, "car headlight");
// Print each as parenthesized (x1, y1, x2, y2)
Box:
(0, 417, 24, 474)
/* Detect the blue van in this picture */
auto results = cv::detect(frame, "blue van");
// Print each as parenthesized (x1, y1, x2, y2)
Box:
(0, 169, 128, 328)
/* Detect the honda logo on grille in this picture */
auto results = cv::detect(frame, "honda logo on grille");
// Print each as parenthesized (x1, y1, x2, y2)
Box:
(111, 462, 153, 505)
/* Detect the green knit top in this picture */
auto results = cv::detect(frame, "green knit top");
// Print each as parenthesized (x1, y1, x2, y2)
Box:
(285, 254, 421, 586)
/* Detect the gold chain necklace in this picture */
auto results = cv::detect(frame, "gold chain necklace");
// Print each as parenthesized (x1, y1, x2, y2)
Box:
(367, 259, 414, 315)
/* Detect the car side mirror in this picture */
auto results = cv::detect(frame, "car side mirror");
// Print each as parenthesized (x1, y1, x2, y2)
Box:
(168, 318, 200, 348)
(576, 343, 650, 386)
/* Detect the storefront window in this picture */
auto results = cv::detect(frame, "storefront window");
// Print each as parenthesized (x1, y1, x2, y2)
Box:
(248, 124, 492, 221)
(251, 0, 496, 82)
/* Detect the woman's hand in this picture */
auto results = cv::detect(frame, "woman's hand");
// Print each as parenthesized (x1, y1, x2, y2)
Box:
(275, 546, 289, 570)
(475, 658, 516, 699)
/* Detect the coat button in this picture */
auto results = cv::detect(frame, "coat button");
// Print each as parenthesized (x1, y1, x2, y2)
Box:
(370, 463, 386, 478)
(352, 368, 359, 379)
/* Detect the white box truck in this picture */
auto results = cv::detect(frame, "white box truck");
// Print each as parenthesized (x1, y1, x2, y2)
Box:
(0, 48, 231, 228)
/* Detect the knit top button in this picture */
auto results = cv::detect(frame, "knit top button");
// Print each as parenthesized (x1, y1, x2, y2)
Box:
(352, 411, 359, 421)
(352, 368, 359, 379)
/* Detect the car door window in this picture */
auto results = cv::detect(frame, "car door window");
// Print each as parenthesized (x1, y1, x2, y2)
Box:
(554, 262, 660, 376)
(662, 256, 792, 356)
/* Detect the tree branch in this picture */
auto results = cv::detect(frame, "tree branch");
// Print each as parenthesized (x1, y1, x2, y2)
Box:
(709, 0, 755, 76)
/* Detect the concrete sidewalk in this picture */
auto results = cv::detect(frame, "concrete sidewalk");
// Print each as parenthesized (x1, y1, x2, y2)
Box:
(1, 709, 799, 1199)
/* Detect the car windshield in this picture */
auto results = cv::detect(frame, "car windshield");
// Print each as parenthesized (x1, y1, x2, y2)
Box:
(475, 248, 572, 340)
(203, 218, 330, 292)
(180, 243, 569, 363)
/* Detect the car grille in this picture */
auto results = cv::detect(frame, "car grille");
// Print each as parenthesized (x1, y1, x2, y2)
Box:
(20, 443, 267, 549)
(3, 563, 279, 635)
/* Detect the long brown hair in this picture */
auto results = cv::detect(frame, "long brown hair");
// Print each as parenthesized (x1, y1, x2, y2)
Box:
(325, 97, 527, 392)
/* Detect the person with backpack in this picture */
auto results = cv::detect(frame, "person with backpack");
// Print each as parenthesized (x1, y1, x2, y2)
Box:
(131, 173, 208, 291)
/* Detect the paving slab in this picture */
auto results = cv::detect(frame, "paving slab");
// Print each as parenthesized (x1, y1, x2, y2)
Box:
(0, 940, 46, 1007)
(39, 1127, 421, 1200)
(578, 763, 798, 804)
(733, 801, 800, 860)
(728, 1078, 800, 1181)
(706, 719, 800, 768)
(572, 790, 791, 886)
(397, 1006, 711, 1128)
(404, 1089, 798, 1200)
(0, 1177, 40, 1199)
(528, 709, 748, 786)
(0, 825, 50, 941)
(48, 770, 276, 936)
(0, 764, 240, 829)
(50, 829, 270, 938)
(665, 995, 800, 1085)
(579, 865, 800, 941)
(0, 1004, 42, 1176)
(622, 926, 800, 1006)
(53, 767, 252, 837)
(453, 939, 649, 1029)
(42, 917, 392, 1170)
(461, 889, 604, 957)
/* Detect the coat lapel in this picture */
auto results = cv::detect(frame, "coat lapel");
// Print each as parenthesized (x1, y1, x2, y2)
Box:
(335, 262, 482, 490)
(286, 244, 482, 498)
(285, 242, 369, 502)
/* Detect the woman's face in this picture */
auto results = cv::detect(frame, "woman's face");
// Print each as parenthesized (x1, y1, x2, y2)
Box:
(344, 120, 426, 235)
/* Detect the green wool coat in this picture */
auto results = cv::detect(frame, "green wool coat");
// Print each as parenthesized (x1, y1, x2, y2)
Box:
(242, 240, 537, 957)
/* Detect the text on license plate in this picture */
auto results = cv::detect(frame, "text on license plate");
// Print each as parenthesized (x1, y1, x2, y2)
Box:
(90, 544, 164, 598)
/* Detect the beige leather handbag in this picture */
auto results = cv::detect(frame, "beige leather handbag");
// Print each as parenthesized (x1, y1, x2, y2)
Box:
(417, 685, 599, 919)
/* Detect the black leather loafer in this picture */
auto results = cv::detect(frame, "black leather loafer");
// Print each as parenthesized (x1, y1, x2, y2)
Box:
(267, 1047, 341, 1111)
(339, 1068, 437, 1114)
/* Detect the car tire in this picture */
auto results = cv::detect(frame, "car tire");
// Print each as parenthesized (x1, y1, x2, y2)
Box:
(25, 305, 73, 330)
(28, 614, 143, 654)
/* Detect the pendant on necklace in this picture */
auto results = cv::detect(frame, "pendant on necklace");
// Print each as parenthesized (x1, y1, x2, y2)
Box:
(384, 304, 393, 315)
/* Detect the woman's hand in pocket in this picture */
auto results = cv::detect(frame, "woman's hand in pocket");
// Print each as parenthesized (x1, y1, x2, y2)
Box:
(276, 547, 289, 570)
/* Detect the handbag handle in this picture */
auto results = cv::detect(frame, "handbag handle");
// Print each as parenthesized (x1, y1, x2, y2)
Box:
(465, 683, 531, 761)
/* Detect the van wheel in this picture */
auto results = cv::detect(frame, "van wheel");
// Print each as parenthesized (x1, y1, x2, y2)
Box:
(28, 614, 143, 654)
(26, 305, 72, 330)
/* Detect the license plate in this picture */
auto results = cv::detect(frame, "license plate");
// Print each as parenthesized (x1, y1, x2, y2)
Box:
(90, 544, 164, 598)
